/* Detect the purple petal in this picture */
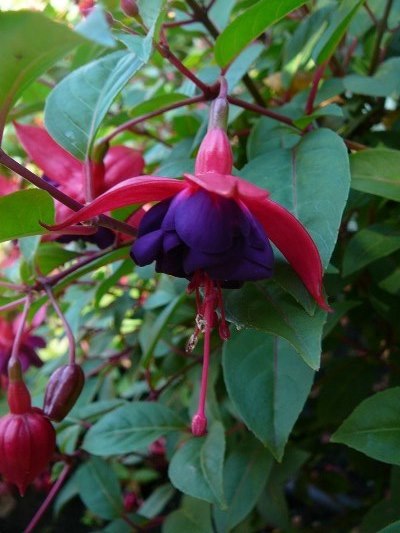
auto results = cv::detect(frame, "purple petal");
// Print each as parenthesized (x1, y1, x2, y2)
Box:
(131, 230, 164, 265)
(174, 191, 241, 253)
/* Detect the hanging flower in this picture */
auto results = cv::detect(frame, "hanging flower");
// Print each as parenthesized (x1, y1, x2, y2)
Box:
(43, 79, 329, 435)
(14, 123, 145, 247)
(0, 361, 55, 496)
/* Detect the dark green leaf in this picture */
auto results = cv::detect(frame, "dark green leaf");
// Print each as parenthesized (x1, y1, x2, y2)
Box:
(82, 402, 185, 455)
(168, 422, 226, 507)
(213, 436, 273, 532)
(163, 496, 213, 533)
(223, 330, 314, 459)
(77, 457, 123, 520)
(343, 225, 400, 277)
(214, 0, 307, 67)
(225, 282, 327, 370)
(350, 148, 400, 202)
(332, 387, 400, 465)
(0, 190, 54, 242)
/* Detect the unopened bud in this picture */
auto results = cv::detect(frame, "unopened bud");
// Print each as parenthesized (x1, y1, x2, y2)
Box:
(121, 0, 139, 17)
(43, 364, 85, 422)
(7, 360, 31, 414)
(191, 413, 207, 436)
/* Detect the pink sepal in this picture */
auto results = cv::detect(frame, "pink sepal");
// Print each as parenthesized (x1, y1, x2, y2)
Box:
(14, 123, 82, 186)
(44, 177, 185, 231)
(246, 196, 330, 311)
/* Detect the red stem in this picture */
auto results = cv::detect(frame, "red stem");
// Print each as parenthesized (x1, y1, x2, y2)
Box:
(227, 96, 296, 127)
(9, 295, 31, 368)
(305, 62, 327, 115)
(99, 95, 206, 144)
(24, 463, 72, 533)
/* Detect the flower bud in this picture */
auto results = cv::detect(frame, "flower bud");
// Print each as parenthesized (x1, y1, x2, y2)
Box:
(194, 128, 233, 175)
(191, 413, 207, 436)
(43, 364, 85, 422)
(121, 0, 139, 17)
(0, 363, 55, 496)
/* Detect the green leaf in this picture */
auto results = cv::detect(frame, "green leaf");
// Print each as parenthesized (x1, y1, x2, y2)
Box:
(19, 235, 41, 265)
(258, 446, 309, 530)
(82, 402, 185, 455)
(75, 6, 116, 47)
(350, 148, 400, 202)
(225, 43, 264, 90)
(163, 497, 213, 533)
(0, 11, 84, 128)
(45, 42, 152, 160)
(331, 387, 400, 465)
(214, 0, 307, 68)
(344, 58, 400, 97)
(223, 330, 314, 459)
(225, 282, 327, 370)
(35, 242, 79, 275)
(0, 189, 54, 242)
(293, 104, 343, 129)
(138, 484, 175, 519)
(168, 422, 226, 507)
(313, 0, 363, 65)
(242, 128, 351, 269)
(247, 116, 301, 159)
(77, 457, 123, 520)
(343, 225, 400, 277)
(212, 436, 273, 532)
(139, 293, 186, 366)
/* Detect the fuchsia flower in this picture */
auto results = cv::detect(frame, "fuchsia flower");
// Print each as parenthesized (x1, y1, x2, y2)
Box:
(15, 123, 145, 246)
(44, 81, 329, 435)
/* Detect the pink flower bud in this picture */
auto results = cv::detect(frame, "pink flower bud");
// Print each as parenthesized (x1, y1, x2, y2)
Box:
(195, 128, 233, 175)
(191, 413, 208, 436)
(43, 364, 85, 422)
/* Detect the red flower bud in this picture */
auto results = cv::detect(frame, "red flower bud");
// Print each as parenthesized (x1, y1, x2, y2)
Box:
(0, 362, 55, 496)
(120, 0, 139, 17)
(43, 364, 85, 422)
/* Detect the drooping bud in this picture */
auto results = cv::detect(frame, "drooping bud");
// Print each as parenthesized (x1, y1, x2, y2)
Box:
(121, 0, 139, 17)
(43, 364, 85, 422)
(0, 362, 55, 496)
(191, 413, 207, 437)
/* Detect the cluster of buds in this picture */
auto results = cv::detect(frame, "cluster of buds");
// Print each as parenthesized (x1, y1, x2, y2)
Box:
(0, 359, 84, 495)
